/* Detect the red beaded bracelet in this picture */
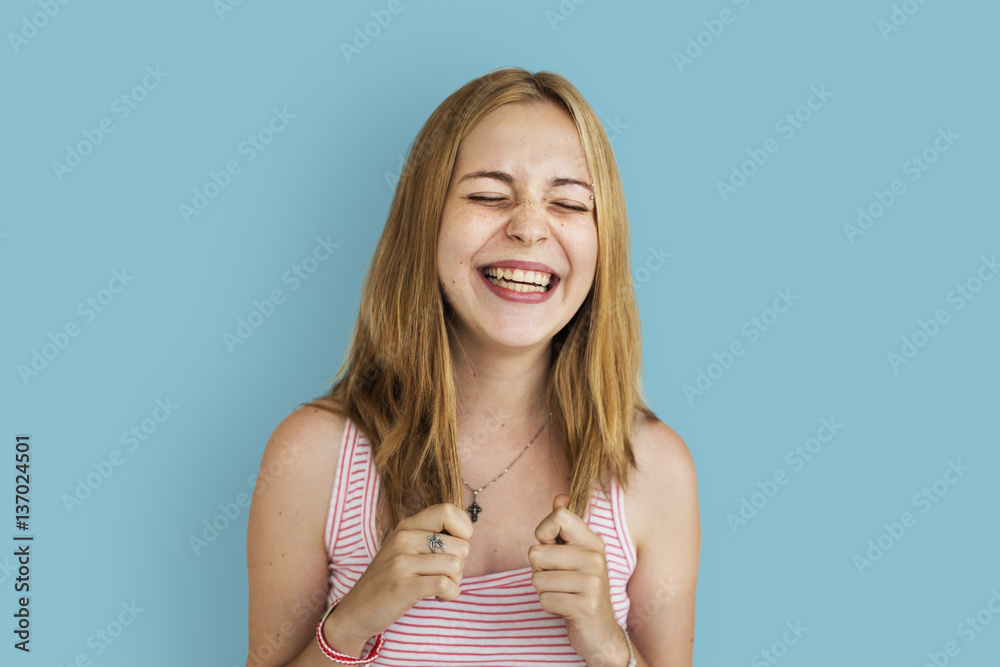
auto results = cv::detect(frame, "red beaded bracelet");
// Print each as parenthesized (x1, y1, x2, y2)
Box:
(315, 598, 386, 664)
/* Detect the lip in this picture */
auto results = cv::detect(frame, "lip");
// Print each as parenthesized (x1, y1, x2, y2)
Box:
(476, 260, 561, 304)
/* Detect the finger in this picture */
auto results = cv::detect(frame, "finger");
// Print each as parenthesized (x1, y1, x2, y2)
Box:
(390, 554, 464, 594)
(534, 499, 605, 549)
(402, 503, 474, 541)
(537, 591, 595, 619)
(405, 530, 471, 559)
(401, 553, 466, 581)
(551, 496, 570, 544)
(416, 574, 461, 603)
(531, 569, 594, 594)
(528, 544, 605, 573)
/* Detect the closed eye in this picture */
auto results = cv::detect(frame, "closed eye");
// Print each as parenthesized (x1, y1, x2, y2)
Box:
(467, 196, 588, 212)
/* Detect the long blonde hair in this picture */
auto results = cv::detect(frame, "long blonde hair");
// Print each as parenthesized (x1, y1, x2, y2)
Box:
(304, 66, 655, 531)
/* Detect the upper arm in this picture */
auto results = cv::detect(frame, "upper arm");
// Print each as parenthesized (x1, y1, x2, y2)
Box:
(624, 415, 701, 667)
(246, 401, 346, 667)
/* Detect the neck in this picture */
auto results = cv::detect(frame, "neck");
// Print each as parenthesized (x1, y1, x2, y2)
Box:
(447, 325, 552, 454)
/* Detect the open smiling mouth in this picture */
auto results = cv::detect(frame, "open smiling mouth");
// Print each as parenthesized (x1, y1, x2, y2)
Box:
(480, 267, 555, 293)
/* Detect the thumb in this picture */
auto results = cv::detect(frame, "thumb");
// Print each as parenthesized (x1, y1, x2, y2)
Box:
(550, 494, 571, 545)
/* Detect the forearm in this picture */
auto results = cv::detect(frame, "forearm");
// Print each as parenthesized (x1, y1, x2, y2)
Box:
(582, 622, 648, 667)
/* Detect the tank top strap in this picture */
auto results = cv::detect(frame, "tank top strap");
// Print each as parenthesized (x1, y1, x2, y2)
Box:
(582, 475, 638, 625)
(324, 416, 380, 588)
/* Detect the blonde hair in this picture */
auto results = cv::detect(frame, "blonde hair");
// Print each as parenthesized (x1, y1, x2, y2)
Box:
(304, 66, 655, 532)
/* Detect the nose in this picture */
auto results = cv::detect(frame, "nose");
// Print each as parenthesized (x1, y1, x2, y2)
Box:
(506, 198, 549, 245)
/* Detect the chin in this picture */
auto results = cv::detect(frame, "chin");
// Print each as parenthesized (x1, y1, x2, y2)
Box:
(471, 324, 555, 352)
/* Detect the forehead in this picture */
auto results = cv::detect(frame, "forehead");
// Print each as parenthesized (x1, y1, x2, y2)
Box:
(452, 101, 589, 178)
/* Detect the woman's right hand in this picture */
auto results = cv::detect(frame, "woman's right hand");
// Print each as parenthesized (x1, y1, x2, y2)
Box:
(322, 502, 474, 656)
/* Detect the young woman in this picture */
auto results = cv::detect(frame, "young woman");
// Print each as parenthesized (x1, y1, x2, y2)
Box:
(246, 67, 700, 666)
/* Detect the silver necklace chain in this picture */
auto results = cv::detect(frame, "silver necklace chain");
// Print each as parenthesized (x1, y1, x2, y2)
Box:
(462, 411, 552, 522)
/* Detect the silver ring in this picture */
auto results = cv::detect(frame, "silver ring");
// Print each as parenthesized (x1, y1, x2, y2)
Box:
(428, 533, 445, 553)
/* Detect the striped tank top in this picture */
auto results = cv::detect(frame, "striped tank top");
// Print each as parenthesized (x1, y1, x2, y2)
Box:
(323, 417, 637, 666)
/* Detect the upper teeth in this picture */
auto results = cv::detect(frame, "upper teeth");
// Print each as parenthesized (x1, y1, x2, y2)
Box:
(483, 267, 552, 286)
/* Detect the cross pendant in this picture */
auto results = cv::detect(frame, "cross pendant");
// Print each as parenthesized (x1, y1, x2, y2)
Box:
(467, 499, 483, 523)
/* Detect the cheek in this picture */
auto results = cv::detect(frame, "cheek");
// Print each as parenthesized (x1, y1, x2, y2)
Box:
(436, 228, 475, 297)
(566, 227, 599, 281)
(438, 211, 493, 272)
(436, 219, 461, 276)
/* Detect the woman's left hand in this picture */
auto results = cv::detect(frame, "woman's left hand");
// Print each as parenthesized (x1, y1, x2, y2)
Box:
(529, 494, 632, 667)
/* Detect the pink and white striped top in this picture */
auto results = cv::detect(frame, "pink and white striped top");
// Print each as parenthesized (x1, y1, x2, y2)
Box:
(324, 417, 637, 666)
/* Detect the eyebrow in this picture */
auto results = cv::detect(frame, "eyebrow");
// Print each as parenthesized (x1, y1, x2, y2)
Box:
(457, 170, 593, 191)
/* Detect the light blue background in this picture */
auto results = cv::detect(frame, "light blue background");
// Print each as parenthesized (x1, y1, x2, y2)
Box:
(3, 1, 998, 665)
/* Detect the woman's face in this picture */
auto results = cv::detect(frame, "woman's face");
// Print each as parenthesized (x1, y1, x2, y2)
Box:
(437, 101, 598, 353)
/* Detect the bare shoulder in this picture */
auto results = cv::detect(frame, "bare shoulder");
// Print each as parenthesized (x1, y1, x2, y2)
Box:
(627, 412, 697, 499)
(253, 395, 347, 516)
(629, 411, 693, 468)
(268, 395, 347, 456)
(624, 411, 699, 555)
(255, 398, 346, 491)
